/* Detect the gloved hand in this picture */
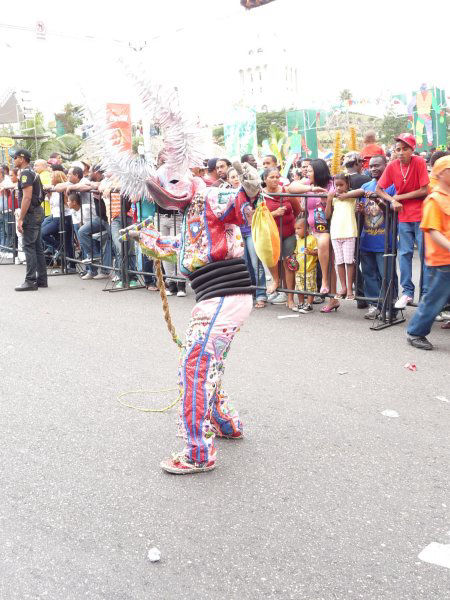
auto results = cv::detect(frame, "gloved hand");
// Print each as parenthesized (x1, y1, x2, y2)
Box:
(233, 160, 261, 198)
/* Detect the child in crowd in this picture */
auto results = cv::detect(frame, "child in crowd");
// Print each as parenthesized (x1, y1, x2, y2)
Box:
(327, 174, 357, 300)
(292, 217, 318, 312)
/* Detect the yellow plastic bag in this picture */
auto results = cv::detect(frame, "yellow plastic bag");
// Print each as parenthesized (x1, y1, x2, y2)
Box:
(251, 201, 280, 268)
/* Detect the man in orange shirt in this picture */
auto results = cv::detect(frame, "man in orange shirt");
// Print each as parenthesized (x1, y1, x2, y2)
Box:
(406, 156, 450, 350)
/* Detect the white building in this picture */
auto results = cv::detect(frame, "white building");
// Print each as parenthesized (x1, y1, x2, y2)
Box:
(237, 33, 299, 112)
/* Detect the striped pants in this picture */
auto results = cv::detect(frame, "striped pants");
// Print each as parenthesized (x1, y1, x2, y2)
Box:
(178, 294, 253, 465)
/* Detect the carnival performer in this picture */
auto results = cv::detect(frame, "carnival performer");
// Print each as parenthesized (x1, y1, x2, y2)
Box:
(129, 163, 261, 474)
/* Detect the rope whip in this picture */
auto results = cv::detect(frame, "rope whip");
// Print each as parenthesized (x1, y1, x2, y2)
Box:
(117, 248, 184, 413)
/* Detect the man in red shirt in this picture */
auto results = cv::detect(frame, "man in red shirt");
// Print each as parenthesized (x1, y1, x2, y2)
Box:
(376, 134, 430, 309)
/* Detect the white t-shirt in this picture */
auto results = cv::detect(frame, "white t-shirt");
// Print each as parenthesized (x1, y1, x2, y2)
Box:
(79, 178, 97, 221)
(71, 207, 82, 225)
(50, 191, 71, 218)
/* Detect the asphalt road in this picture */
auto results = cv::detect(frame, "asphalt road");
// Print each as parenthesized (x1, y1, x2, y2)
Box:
(0, 263, 448, 600)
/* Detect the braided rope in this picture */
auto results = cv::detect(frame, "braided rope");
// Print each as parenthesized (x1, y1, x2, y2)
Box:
(117, 257, 183, 413)
(154, 259, 183, 348)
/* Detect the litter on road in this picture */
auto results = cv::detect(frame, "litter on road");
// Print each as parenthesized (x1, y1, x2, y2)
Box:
(418, 542, 450, 569)
(381, 410, 399, 418)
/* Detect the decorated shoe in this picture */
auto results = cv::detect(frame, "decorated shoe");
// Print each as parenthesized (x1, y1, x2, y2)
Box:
(161, 451, 216, 475)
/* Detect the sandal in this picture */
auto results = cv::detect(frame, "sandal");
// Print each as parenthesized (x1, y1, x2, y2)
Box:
(334, 293, 346, 300)
(346, 294, 355, 300)
(147, 285, 158, 291)
(254, 300, 266, 309)
(320, 286, 329, 294)
(320, 301, 340, 313)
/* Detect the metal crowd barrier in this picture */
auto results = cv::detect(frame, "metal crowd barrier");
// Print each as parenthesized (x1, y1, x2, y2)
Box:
(258, 191, 407, 330)
(4, 184, 432, 333)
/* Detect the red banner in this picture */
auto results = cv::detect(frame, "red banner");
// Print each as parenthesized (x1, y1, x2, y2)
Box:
(106, 103, 132, 151)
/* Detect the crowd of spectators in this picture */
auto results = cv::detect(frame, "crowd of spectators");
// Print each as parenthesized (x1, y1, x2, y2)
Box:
(1, 136, 449, 333)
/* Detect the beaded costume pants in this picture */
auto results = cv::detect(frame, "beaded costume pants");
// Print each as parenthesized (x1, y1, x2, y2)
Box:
(178, 294, 253, 465)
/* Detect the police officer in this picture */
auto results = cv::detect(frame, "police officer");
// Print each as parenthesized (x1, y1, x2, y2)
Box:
(13, 149, 48, 291)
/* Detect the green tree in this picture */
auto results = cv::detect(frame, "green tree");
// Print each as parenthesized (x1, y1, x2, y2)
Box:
(263, 124, 290, 169)
(256, 110, 286, 145)
(339, 89, 352, 103)
(54, 103, 84, 135)
(212, 125, 224, 146)
(379, 112, 410, 146)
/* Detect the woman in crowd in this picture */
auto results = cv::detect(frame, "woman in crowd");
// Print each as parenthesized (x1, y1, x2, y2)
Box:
(288, 159, 339, 312)
(41, 170, 74, 261)
(263, 167, 300, 309)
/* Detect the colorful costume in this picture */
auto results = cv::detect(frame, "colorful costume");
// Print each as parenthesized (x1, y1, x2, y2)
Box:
(89, 66, 261, 474)
(137, 176, 258, 473)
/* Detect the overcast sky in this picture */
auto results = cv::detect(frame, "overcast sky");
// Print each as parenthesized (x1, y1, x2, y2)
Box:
(1, 0, 449, 124)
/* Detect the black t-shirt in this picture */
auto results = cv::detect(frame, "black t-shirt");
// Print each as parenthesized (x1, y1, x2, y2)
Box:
(349, 173, 371, 190)
(18, 167, 43, 207)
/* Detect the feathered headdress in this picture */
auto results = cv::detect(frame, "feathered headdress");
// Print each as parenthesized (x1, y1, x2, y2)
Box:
(85, 59, 205, 200)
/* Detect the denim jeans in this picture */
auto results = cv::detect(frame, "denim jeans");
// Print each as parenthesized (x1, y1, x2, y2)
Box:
(243, 233, 267, 301)
(407, 265, 450, 337)
(0, 210, 14, 250)
(158, 214, 182, 284)
(22, 206, 47, 283)
(110, 216, 136, 277)
(398, 221, 430, 299)
(142, 253, 156, 286)
(78, 216, 111, 275)
(361, 251, 398, 308)
(41, 215, 74, 258)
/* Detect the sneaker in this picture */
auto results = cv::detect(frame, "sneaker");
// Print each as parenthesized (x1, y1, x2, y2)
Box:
(129, 280, 139, 288)
(312, 296, 324, 304)
(160, 451, 216, 475)
(356, 300, 369, 309)
(270, 292, 288, 304)
(114, 281, 124, 289)
(177, 289, 187, 297)
(267, 291, 279, 302)
(299, 303, 313, 313)
(165, 287, 174, 296)
(364, 306, 380, 320)
(395, 295, 413, 309)
(81, 272, 94, 280)
(440, 310, 450, 320)
(407, 335, 433, 350)
(111, 274, 120, 283)
(93, 273, 109, 280)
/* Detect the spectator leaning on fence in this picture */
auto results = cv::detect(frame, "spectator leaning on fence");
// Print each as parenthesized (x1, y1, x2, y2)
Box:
(41, 169, 74, 261)
(376, 133, 430, 310)
(263, 167, 298, 308)
(341, 155, 399, 320)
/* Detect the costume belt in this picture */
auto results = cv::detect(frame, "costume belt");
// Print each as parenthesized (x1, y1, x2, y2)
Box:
(188, 258, 252, 302)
